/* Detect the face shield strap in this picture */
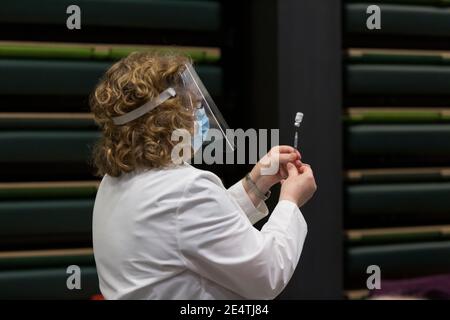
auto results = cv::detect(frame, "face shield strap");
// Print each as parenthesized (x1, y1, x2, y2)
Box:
(112, 87, 176, 125)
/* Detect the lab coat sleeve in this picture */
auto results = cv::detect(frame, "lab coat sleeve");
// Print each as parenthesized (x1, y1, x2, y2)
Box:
(176, 172, 308, 300)
(227, 180, 269, 225)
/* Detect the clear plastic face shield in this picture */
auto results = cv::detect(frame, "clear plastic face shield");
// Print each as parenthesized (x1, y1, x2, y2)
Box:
(112, 63, 234, 157)
(179, 64, 234, 153)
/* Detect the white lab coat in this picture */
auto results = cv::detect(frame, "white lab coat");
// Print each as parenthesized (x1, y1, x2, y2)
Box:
(92, 163, 307, 299)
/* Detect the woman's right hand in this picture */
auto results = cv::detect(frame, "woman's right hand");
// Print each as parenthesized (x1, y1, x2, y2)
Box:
(279, 162, 317, 207)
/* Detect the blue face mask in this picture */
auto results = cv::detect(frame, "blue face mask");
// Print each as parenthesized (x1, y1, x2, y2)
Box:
(192, 107, 210, 153)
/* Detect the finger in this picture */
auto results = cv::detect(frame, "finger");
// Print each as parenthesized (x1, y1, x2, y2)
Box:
(300, 165, 313, 176)
(276, 145, 296, 154)
(296, 150, 302, 160)
(286, 162, 298, 177)
(280, 179, 286, 185)
(278, 152, 298, 164)
(279, 164, 289, 179)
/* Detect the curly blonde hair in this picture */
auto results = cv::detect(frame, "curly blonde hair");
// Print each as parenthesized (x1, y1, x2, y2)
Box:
(90, 52, 194, 177)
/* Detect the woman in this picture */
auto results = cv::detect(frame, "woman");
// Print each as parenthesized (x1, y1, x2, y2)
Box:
(91, 52, 317, 299)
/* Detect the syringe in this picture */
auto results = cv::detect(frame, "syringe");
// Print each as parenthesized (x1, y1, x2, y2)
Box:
(293, 112, 304, 150)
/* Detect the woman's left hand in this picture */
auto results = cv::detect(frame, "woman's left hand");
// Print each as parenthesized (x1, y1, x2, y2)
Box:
(248, 145, 302, 194)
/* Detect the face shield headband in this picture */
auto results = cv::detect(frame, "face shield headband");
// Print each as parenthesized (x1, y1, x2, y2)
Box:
(111, 88, 176, 125)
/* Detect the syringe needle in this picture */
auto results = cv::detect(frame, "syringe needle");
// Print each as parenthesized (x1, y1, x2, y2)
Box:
(294, 131, 298, 150)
